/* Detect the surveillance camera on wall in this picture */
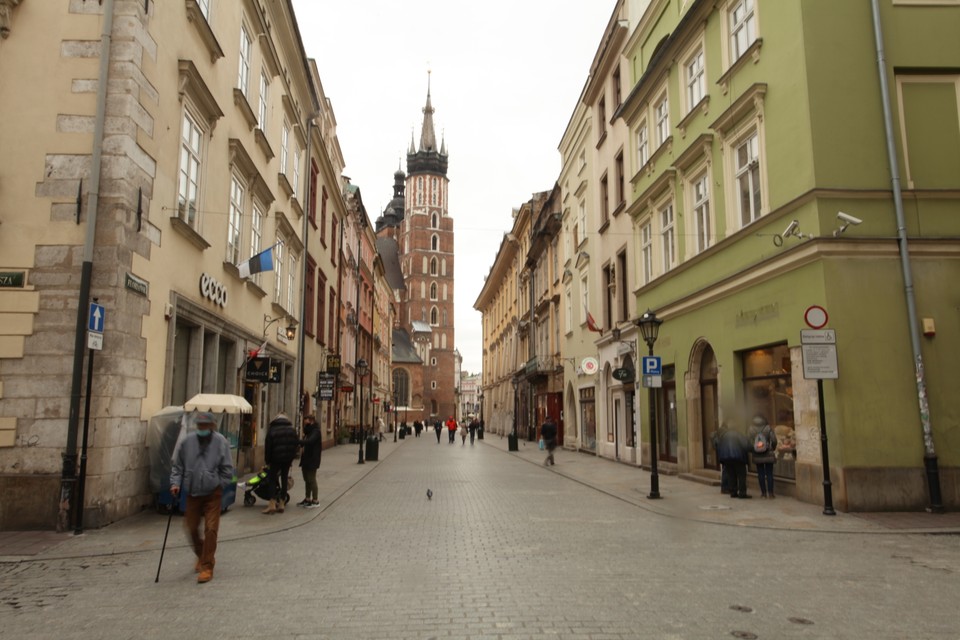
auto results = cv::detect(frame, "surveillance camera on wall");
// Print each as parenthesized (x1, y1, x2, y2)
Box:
(837, 211, 862, 225)
(782, 220, 799, 237)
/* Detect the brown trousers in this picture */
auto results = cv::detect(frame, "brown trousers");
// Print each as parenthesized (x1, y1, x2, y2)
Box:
(183, 487, 222, 572)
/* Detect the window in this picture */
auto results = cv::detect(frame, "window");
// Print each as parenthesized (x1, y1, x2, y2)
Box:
(603, 264, 614, 328)
(640, 220, 653, 284)
(430, 306, 438, 325)
(564, 288, 572, 334)
(654, 94, 670, 147)
(730, 0, 756, 61)
(431, 234, 439, 251)
(660, 203, 676, 272)
(431, 381, 438, 390)
(227, 176, 244, 264)
(280, 121, 289, 175)
(287, 253, 297, 312)
(599, 174, 609, 226)
(274, 237, 285, 304)
(250, 203, 265, 284)
(432, 213, 438, 228)
(431, 178, 438, 205)
(416, 177, 423, 205)
(617, 251, 628, 323)
(258, 71, 269, 129)
(305, 259, 316, 337)
(579, 274, 589, 324)
(430, 257, 438, 276)
(615, 152, 625, 209)
(686, 48, 705, 110)
(612, 65, 622, 108)
(736, 132, 762, 226)
(238, 24, 252, 97)
(693, 173, 711, 253)
(598, 96, 607, 141)
(430, 282, 438, 300)
(330, 217, 337, 266)
(328, 289, 337, 346)
(292, 144, 301, 195)
(308, 162, 318, 227)
(177, 111, 204, 229)
(320, 187, 328, 245)
(393, 369, 410, 406)
(577, 201, 586, 246)
(316, 274, 326, 344)
(637, 122, 649, 168)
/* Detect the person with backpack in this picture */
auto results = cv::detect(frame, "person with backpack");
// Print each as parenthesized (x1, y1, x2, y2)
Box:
(262, 413, 299, 514)
(749, 414, 779, 498)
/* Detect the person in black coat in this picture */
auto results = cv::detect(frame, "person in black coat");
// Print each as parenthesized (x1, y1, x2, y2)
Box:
(297, 415, 321, 507)
(263, 413, 299, 514)
(541, 416, 558, 466)
(717, 425, 751, 498)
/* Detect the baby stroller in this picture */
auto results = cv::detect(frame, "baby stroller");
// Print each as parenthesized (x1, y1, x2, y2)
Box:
(241, 466, 294, 507)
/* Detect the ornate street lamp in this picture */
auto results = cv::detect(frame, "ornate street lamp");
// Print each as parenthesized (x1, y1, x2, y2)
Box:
(356, 358, 368, 464)
(635, 309, 663, 499)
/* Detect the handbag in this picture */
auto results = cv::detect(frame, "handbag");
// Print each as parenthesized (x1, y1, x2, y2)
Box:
(538, 438, 545, 450)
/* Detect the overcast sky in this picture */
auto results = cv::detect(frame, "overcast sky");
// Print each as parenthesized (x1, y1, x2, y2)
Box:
(291, 0, 617, 375)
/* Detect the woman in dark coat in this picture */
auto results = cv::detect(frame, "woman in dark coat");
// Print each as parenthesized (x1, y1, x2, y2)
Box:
(262, 413, 299, 514)
(297, 415, 322, 507)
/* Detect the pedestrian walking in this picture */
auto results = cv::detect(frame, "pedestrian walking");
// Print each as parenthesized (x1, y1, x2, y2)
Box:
(414, 420, 423, 437)
(460, 421, 468, 445)
(540, 416, 558, 466)
(434, 419, 442, 443)
(717, 424, 751, 498)
(169, 411, 234, 584)
(446, 416, 457, 443)
(297, 414, 321, 508)
(748, 415, 779, 498)
(262, 413, 299, 514)
(468, 418, 478, 445)
(711, 423, 731, 495)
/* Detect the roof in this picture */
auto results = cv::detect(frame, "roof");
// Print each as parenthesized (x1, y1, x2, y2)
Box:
(375, 236, 406, 291)
(411, 320, 432, 334)
(392, 328, 423, 364)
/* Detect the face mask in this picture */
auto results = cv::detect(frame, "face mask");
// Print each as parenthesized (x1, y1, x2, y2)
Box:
(196, 429, 211, 437)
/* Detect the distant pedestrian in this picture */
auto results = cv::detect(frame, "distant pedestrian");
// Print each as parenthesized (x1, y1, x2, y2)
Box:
(446, 416, 457, 443)
(540, 416, 558, 466)
(262, 413, 299, 514)
(377, 416, 386, 442)
(169, 411, 234, 584)
(468, 418, 478, 445)
(434, 419, 442, 443)
(749, 415, 779, 498)
(717, 425, 750, 498)
(460, 421, 468, 445)
(297, 415, 321, 508)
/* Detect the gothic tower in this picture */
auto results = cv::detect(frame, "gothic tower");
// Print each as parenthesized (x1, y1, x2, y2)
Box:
(399, 77, 454, 421)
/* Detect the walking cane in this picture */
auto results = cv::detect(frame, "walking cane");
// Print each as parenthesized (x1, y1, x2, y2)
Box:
(155, 495, 177, 583)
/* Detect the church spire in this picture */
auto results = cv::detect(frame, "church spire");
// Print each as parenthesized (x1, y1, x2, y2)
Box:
(419, 71, 437, 152)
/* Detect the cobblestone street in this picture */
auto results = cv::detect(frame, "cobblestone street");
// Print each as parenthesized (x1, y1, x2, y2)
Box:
(1, 438, 958, 639)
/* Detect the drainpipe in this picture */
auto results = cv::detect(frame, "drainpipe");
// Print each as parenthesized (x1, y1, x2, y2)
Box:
(60, 0, 115, 532)
(870, 0, 942, 512)
(296, 114, 319, 435)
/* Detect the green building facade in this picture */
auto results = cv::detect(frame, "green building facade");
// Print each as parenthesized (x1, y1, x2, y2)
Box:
(617, 0, 959, 511)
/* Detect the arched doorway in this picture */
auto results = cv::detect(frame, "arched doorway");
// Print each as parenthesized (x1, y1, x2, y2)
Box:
(699, 344, 719, 469)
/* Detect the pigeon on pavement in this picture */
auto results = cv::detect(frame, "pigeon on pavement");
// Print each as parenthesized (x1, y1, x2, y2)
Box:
(426, 488, 433, 500)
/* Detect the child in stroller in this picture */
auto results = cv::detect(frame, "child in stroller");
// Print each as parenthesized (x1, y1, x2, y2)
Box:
(241, 466, 294, 507)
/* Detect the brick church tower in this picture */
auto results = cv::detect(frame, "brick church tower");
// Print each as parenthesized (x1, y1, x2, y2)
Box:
(377, 77, 455, 423)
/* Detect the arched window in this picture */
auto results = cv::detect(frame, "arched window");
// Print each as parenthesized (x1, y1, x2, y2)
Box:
(431, 234, 439, 251)
(430, 282, 438, 300)
(441, 258, 447, 275)
(430, 306, 438, 325)
(392, 368, 410, 406)
(430, 257, 438, 275)
(422, 256, 428, 273)
(431, 213, 438, 228)
(441, 333, 447, 349)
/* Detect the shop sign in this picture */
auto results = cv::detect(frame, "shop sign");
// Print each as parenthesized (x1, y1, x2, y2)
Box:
(199, 272, 228, 307)
(326, 354, 341, 374)
(317, 373, 335, 400)
(246, 356, 280, 382)
(612, 367, 635, 383)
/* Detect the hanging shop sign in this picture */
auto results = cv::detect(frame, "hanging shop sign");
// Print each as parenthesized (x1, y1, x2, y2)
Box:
(246, 356, 281, 383)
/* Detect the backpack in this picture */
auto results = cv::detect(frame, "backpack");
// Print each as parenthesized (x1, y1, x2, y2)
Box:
(753, 428, 771, 455)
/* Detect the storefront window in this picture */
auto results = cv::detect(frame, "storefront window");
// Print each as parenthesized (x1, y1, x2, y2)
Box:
(658, 366, 678, 462)
(741, 344, 796, 479)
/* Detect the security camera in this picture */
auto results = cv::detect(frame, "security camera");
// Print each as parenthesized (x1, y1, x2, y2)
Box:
(782, 220, 799, 237)
(837, 211, 862, 226)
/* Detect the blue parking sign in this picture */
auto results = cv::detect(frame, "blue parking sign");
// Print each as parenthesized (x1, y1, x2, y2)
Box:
(642, 356, 661, 375)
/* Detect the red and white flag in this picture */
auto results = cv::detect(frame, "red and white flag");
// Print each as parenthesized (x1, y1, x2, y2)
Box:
(584, 305, 603, 334)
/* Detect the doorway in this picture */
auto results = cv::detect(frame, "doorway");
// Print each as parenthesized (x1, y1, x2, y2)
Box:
(700, 344, 719, 469)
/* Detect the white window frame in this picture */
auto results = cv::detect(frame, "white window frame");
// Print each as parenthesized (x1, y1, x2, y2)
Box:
(227, 175, 245, 265)
(258, 70, 269, 129)
(685, 47, 706, 112)
(197, 0, 211, 19)
(292, 143, 301, 195)
(280, 120, 289, 175)
(238, 23, 252, 97)
(654, 92, 670, 148)
(692, 171, 712, 254)
(640, 219, 653, 285)
(274, 237, 286, 304)
(729, 0, 757, 62)
(177, 109, 204, 230)
(564, 287, 573, 335)
(250, 202, 265, 286)
(636, 121, 649, 169)
(287, 253, 298, 312)
(735, 130, 762, 227)
(577, 200, 586, 247)
(579, 274, 589, 325)
(659, 201, 676, 272)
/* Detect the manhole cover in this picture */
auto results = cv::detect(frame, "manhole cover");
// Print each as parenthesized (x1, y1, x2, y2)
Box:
(788, 617, 814, 625)
(730, 605, 754, 613)
(701, 504, 733, 511)
(731, 632, 758, 639)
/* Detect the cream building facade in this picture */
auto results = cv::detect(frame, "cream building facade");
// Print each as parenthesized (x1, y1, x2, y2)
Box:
(0, 0, 347, 529)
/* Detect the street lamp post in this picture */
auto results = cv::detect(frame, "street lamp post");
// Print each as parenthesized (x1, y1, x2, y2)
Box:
(356, 358, 368, 464)
(478, 392, 484, 440)
(393, 391, 399, 442)
(636, 309, 663, 499)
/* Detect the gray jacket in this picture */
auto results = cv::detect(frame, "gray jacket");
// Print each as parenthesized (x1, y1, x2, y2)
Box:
(170, 431, 234, 497)
(749, 424, 778, 465)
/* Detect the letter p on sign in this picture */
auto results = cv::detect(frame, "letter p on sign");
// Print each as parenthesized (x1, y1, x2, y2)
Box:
(642, 356, 661, 375)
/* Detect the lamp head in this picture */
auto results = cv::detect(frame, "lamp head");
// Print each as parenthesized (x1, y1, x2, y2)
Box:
(634, 309, 662, 347)
(357, 358, 368, 377)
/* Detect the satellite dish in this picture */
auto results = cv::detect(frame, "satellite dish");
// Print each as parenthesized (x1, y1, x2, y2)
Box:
(581, 357, 599, 376)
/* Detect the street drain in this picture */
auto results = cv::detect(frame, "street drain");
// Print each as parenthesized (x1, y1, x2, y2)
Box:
(789, 617, 814, 625)
(730, 605, 754, 613)
(731, 632, 758, 639)
(701, 504, 733, 510)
